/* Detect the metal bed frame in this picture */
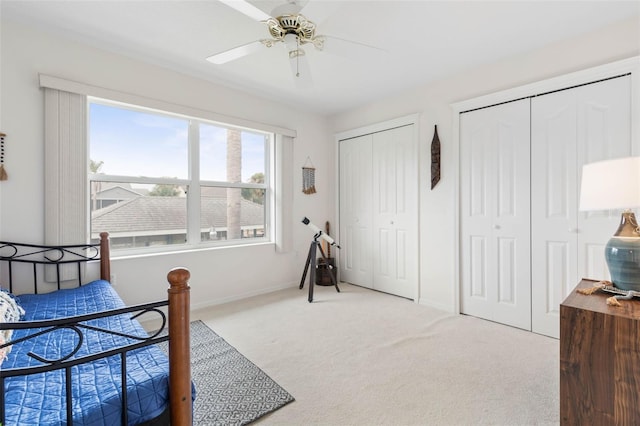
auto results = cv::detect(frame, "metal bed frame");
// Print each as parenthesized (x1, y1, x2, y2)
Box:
(0, 233, 192, 425)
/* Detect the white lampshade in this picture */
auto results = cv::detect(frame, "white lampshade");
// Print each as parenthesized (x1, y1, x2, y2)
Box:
(579, 156, 640, 211)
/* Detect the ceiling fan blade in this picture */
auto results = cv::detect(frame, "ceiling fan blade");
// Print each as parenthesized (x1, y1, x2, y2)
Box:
(321, 35, 386, 59)
(206, 40, 265, 64)
(218, 0, 271, 21)
(288, 51, 313, 88)
(271, 0, 306, 17)
(298, 0, 342, 26)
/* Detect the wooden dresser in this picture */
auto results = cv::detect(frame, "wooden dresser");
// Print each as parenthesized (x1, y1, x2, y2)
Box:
(560, 279, 640, 424)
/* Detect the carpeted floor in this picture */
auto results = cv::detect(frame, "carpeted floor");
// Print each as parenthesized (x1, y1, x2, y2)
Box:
(157, 320, 294, 425)
(194, 283, 560, 425)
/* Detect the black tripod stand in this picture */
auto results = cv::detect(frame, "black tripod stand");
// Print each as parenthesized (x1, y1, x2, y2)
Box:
(299, 233, 340, 302)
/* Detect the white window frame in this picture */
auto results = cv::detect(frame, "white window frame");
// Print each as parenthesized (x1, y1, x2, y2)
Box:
(40, 74, 295, 257)
(88, 97, 273, 255)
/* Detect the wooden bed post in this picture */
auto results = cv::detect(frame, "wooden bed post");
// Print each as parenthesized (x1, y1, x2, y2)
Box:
(99, 232, 110, 282)
(167, 267, 192, 425)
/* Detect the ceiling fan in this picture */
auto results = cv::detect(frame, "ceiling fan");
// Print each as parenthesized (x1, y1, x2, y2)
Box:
(207, 0, 383, 85)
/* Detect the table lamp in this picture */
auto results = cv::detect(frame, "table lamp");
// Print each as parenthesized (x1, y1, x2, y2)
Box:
(579, 156, 640, 291)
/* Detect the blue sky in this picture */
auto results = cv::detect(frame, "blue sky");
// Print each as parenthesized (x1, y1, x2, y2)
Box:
(89, 102, 266, 183)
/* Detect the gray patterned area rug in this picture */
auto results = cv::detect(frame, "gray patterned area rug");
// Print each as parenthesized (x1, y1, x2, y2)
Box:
(158, 320, 294, 425)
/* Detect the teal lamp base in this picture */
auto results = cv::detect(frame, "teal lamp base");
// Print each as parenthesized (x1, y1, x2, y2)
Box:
(605, 237, 640, 291)
(605, 211, 640, 292)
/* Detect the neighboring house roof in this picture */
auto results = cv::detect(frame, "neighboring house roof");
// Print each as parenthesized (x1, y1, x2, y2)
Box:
(98, 182, 136, 191)
(200, 186, 228, 197)
(94, 185, 143, 200)
(91, 196, 264, 234)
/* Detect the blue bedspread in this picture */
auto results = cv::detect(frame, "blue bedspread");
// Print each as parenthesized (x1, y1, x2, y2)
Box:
(2, 280, 170, 425)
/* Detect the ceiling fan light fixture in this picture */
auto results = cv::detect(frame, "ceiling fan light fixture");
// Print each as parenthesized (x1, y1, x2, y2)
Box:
(284, 33, 298, 49)
(267, 13, 317, 46)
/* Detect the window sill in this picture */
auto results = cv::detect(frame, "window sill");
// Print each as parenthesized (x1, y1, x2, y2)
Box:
(110, 240, 274, 261)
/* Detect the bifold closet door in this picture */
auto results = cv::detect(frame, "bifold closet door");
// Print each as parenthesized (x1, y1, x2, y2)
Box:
(531, 75, 633, 338)
(460, 99, 531, 331)
(339, 124, 418, 299)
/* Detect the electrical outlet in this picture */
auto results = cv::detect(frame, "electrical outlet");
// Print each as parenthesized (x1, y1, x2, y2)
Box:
(110, 274, 117, 286)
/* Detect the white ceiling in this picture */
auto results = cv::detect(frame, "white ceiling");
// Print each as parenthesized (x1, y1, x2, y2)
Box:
(2, 0, 639, 116)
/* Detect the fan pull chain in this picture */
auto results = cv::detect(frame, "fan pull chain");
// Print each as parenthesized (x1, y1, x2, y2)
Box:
(296, 36, 300, 77)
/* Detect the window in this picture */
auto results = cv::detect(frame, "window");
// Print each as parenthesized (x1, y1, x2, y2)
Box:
(88, 99, 271, 251)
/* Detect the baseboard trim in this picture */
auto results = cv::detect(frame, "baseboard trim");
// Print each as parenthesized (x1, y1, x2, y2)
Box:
(190, 281, 298, 313)
(138, 281, 298, 330)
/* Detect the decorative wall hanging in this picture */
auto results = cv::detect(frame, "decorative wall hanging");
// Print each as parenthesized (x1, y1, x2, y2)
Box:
(0, 132, 7, 181)
(430, 125, 440, 189)
(302, 157, 316, 194)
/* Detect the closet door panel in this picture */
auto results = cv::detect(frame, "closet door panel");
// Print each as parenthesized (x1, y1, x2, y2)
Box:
(493, 103, 531, 329)
(339, 135, 373, 287)
(391, 120, 418, 297)
(576, 75, 634, 283)
(497, 123, 518, 217)
(372, 125, 417, 299)
(497, 237, 516, 303)
(531, 75, 632, 338)
(372, 129, 397, 293)
(585, 243, 608, 280)
(532, 90, 578, 339)
(545, 241, 571, 314)
(469, 127, 489, 218)
(460, 99, 531, 330)
(470, 235, 487, 298)
(580, 76, 633, 163)
(461, 122, 493, 310)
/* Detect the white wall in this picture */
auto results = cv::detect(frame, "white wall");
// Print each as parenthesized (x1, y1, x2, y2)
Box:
(0, 19, 336, 308)
(329, 16, 640, 312)
(2, 14, 639, 314)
